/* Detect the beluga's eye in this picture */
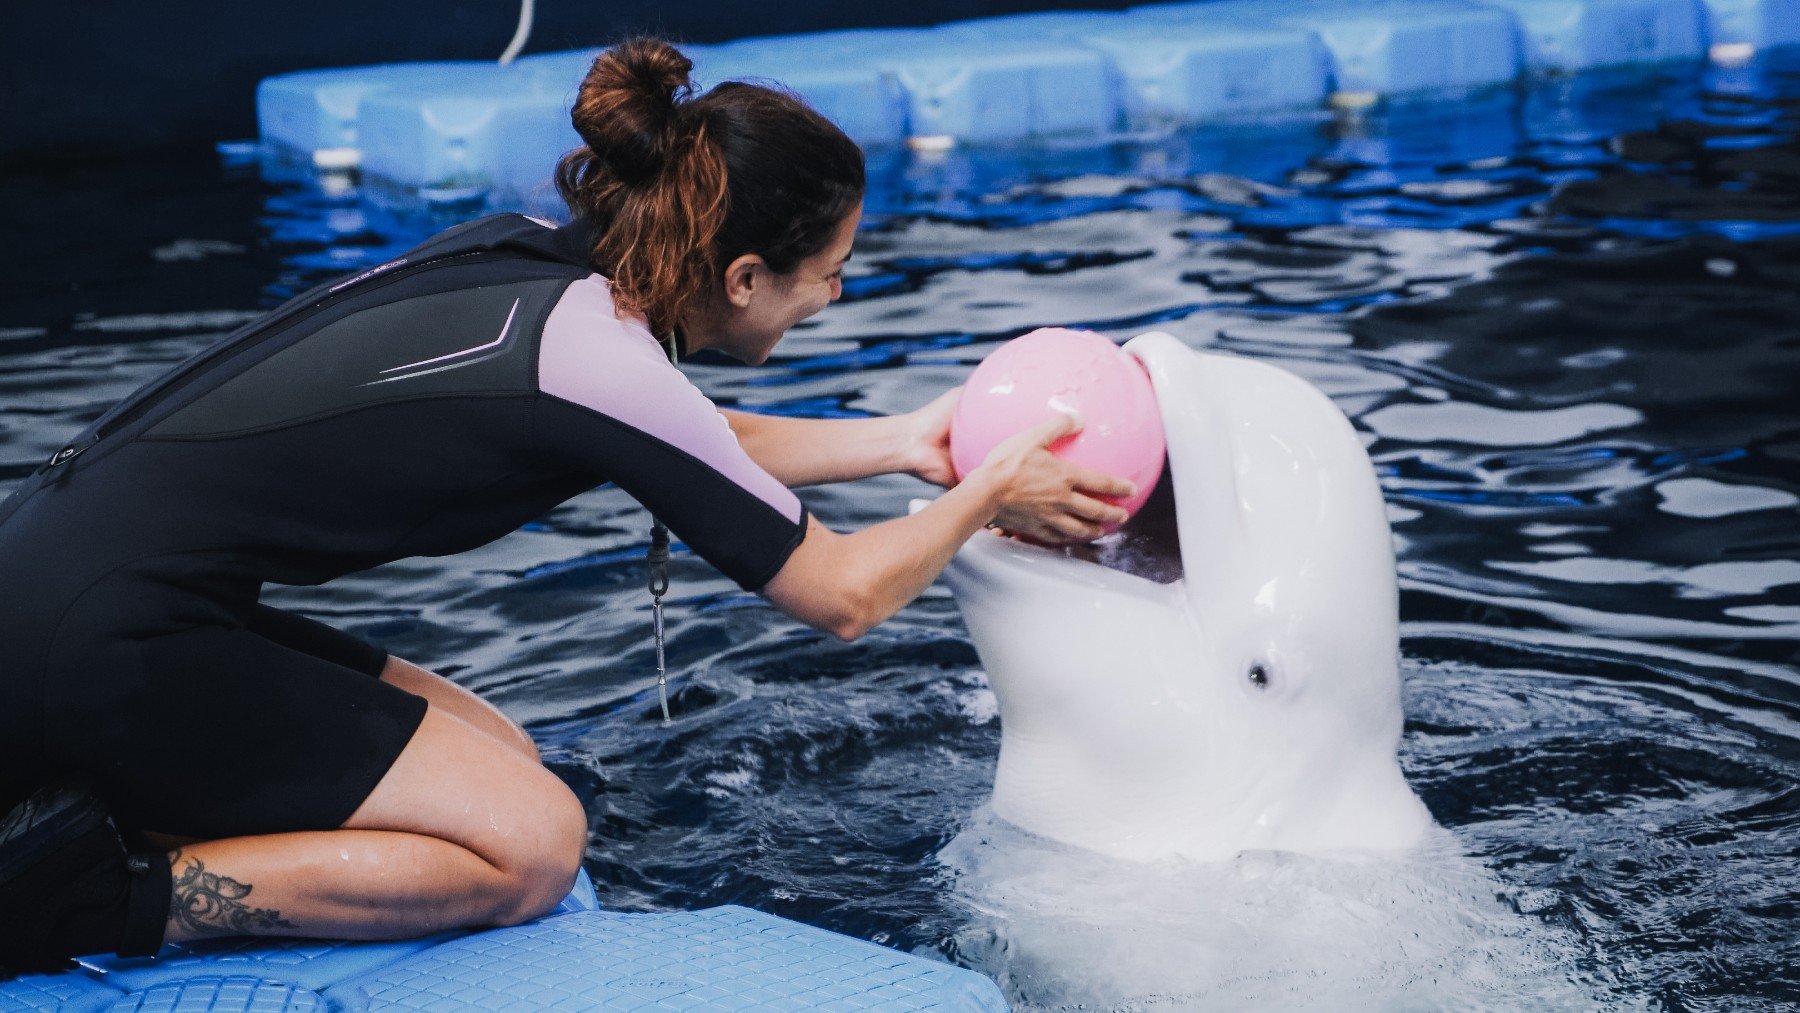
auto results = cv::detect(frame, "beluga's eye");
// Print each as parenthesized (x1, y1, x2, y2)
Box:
(1247, 663, 1271, 690)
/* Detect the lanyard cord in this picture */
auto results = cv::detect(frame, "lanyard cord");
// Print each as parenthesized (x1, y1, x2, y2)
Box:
(650, 333, 677, 724)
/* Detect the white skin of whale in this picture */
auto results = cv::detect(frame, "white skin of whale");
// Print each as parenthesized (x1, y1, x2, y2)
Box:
(921, 332, 1433, 862)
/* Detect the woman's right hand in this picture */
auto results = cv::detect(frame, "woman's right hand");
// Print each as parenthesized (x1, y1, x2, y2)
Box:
(763, 411, 1139, 641)
(973, 413, 1137, 545)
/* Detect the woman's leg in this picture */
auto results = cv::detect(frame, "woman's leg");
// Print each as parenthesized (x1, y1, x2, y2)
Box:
(375, 655, 539, 762)
(56, 620, 589, 948)
(157, 702, 587, 944)
(237, 605, 540, 764)
(139, 655, 542, 854)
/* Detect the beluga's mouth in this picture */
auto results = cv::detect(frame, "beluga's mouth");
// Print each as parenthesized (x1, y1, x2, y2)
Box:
(1040, 458, 1183, 585)
(918, 331, 1432, 863)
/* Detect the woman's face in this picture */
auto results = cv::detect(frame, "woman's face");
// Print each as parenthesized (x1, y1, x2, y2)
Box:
(694, 202, 862, 365)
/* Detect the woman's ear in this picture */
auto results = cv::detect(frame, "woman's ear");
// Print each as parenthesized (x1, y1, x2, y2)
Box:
(722, 253, 765, 309)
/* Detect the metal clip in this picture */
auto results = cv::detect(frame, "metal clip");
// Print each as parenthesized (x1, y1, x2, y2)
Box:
(648, 331, 680, 726)
(648, 519, 671, 724)
(652, 593, 669, 724)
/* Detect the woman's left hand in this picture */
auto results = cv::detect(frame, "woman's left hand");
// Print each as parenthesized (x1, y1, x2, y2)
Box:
(898, 387, 961, 488)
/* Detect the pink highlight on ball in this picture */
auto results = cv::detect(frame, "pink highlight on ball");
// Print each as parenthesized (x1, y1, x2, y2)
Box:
(951, 327, 1166, 537)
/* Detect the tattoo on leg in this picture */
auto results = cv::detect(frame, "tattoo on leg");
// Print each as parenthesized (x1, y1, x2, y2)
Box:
(167, 848, 294, 934)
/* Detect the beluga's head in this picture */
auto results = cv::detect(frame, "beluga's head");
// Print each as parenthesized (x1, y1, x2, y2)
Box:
(921, 331, 1431, 862)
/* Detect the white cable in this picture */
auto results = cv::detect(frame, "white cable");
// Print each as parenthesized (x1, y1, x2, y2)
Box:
(498, 0, 535, 66)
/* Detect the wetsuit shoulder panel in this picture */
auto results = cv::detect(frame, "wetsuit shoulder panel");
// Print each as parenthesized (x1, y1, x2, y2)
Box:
(534, 275, 808, 591)
(147, 273, 573, 440)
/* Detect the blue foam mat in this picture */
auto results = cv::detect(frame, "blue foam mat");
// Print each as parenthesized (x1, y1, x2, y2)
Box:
(0, 971, 120, 1013)
(0, 870, 1002, 1011)
(322, 907, 1003, 1011)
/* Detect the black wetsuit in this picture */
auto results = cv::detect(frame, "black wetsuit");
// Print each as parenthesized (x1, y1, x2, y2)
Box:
(0, 214, 808, 839)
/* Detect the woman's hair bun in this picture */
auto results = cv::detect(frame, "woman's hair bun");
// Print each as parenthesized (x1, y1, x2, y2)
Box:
(555, 34, 863, 337)
(571, 38, 697, 183)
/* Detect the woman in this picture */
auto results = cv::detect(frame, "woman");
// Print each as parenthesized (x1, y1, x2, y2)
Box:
(0, 38, 1134, 972)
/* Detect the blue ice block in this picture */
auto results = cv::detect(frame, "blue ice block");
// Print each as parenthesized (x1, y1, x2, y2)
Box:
(512, 47, 605, 96)
(1140, 0, 1524, 97)
(356, 69, 566, 193)
(716, 27, 1114, 142)
(1101, 6, 1334, 122)
(696, 33, 914, 144)
(256, 63, 499, 164)
(1698, 0, 1800, 48)
(1478, 0, 1705, 71)
(945, 10, 1327, 127)
(891, 29, 1116, 140)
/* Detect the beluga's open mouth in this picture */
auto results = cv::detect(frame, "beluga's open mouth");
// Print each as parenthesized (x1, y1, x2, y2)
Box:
(917, 331, 1432, 862)
(1043, 456, 1183, 585)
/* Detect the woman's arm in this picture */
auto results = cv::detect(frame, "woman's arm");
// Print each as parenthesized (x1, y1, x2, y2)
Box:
(762, 413, 1135, 640)
(720, 388, 959, 488)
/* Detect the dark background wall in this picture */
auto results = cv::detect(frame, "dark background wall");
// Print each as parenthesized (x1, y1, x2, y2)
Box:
(1, 0, 1143, 166)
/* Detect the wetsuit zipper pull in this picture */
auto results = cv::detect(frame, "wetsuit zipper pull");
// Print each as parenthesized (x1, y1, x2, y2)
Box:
(37, 438, 94, 485)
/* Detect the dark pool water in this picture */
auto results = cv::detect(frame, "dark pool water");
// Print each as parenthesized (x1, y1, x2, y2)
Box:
(3, 52, 1798, 1011)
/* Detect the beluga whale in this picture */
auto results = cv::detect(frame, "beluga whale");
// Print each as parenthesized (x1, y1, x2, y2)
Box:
(922, 331, 1432, 862)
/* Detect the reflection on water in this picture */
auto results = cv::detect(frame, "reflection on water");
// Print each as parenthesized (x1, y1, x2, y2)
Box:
(3, 50, 1798, 1010)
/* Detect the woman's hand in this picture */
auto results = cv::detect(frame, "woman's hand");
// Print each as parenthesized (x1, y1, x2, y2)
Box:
(897, 387, 962, 488)
(764, 409, 1133, 641)
(974, 413, 1135, 545)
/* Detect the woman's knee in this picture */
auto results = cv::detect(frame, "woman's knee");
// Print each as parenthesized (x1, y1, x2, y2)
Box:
(487, 771, 587, 925)
(347, 706, 585, 925)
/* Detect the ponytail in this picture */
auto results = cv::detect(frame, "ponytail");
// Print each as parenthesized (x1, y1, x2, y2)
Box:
(557, 39, 728, 337)
(556, 38, 865, 337)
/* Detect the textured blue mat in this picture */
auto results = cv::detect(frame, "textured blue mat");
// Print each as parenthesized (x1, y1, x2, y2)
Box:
(256, 0, 1798, 200)
(0, 871, 1005, 1011)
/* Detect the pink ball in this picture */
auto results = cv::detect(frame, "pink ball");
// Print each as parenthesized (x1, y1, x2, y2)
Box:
(950, 327, 1165, 537)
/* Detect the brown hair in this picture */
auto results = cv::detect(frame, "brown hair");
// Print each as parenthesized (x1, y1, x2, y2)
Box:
(556, 38, 866, 337)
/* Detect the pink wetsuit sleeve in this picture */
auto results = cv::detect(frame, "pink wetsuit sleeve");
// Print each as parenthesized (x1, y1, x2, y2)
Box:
(534, 274, 806, 590)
